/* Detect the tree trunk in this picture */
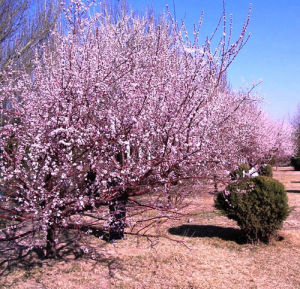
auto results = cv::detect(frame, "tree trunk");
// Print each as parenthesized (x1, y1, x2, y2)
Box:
(214, 175, 218, 194)
(104, 196, 127, 242)
(46, 226, 56, 258)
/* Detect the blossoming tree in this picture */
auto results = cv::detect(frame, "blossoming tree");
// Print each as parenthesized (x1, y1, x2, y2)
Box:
(0, 1, 294, 257)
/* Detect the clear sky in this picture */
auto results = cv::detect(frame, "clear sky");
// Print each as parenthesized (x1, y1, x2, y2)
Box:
(125, 0, 300, 121)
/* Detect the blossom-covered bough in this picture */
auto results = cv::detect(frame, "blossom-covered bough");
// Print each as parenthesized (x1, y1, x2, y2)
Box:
(0, 1, 295, 258)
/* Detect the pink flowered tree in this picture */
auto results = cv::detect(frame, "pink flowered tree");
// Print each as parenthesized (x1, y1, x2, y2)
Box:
(229, 104, 295, 166)
(0, 1, 294, 257)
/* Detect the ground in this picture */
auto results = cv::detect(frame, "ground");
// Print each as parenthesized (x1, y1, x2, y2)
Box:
(0, 167, 299, 289)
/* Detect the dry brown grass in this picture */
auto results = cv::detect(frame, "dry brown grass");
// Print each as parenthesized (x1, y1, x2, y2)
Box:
(1, 167, 300, 289)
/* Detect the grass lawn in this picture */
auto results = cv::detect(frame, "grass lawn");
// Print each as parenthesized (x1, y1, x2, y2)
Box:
(1, 167, 300, 289)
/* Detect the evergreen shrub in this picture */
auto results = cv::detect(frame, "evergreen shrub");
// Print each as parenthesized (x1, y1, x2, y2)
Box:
(215, 176, 289, 243)
(230, 163, 250, 180)
(291, 157, 300, 171)
(258, 164, 273, 177)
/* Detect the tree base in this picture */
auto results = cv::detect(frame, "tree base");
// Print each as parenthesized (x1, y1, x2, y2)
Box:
(103, 197, 127, 242)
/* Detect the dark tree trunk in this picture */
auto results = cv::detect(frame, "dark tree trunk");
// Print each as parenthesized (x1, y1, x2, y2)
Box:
(46, 226, 56, 258)
(104, 196, 128, 242)
(214, 175, 218, 194)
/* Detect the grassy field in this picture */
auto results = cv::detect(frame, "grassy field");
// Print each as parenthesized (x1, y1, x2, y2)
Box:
(1, 167, 300, 289)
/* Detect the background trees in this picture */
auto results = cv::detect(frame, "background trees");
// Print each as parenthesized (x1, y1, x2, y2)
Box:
(291, 104, 300, 170)
(0, 0, 60, 72)
(0, 0, 61, 127)
(293, 105, 300, 155)
(0, 1, 295, 257)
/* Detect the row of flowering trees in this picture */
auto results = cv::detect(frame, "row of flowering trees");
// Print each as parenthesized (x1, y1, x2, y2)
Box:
(0, 1, 295, 257)
(291, 105, 300, 170)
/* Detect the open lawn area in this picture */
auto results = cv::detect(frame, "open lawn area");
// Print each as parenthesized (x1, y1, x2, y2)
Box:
(1, 167, 300, 289)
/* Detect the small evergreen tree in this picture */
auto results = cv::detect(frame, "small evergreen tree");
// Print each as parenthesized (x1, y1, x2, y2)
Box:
(229, 164, 250, 180)
(215, 176, 289, 243)
(258, 164, 273, 177)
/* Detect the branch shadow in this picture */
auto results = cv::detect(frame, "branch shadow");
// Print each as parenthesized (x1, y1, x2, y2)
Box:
(0, 240, 82, 277)
(168, 224, 246, 244)
(0, 229, 114, 278)
(286, 190, 300, 194)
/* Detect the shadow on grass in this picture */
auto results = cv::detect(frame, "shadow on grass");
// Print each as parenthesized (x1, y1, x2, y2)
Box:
(286, 190, 300, 194)
(168, 224, 246, 244)
(0, 240, 81, 274)
(0, 229, 118, 279)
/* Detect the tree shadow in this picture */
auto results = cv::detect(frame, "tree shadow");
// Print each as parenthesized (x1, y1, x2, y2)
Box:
(0, 229, 114, 278)
(168, 224, 246, 244)
(0, 240, 82, 277)
(286, 190, 300, 194)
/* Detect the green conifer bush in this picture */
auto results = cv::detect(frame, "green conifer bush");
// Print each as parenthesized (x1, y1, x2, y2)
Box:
(229, 164, 250, 180)
(258, 164, 273, 177)
(215, 176, 289, 243)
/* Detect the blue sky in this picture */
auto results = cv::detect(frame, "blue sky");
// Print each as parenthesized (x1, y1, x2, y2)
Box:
(125, 0, 300, 121)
